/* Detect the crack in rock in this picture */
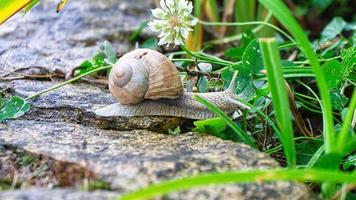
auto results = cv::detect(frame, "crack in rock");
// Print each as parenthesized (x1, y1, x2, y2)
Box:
(0, 143, 110, 189)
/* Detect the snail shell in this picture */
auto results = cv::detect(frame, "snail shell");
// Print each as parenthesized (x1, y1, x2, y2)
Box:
(109, 48, 183, 105)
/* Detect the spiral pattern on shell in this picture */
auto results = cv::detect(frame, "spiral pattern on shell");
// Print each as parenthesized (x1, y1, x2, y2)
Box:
(108, 49, 183, 105)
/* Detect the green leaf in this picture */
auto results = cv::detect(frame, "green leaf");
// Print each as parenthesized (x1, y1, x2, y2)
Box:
(341, 47, 356, 78)
(241, 39, 264, 74)
(140, 38, 158, 50)
(345, 192, 356, 200)
(193, 94, 256, 148)
(221, 68, 255, 100)
(222, 40, 263, 100)
(129, 21, 148, 42)
(168, 126, 181, 136)
(321, 17, 347, 42)
(0, 96, 30, 122)
(330, 91, 348, 111)
(193, 118, 241, 142)
(321, 60, 342, 89)
(342, 154, 356, 170)
(197, 76, 208, 92)
(193, 118, 227, 134)
(320, 38, 348, 57)
(75, 41, 115, 76)
(100, 41, 117, 64)
(225, 30, 256, 61)
(314, 153, 342, 170)
(295, 140, 323, 165)
(312, 0, 333, 11)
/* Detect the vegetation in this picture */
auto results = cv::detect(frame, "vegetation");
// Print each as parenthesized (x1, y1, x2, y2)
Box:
(0, 0, 355, 199)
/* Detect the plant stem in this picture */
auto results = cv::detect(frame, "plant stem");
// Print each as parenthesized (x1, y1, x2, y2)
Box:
(265, 137, 323, 154)
(180, 45, 236, 66)
(203, 12, 296, 45)
(205, 11, 273, 45)
(196, 18, 294, 42)
(25, 66, 112, 101)
(293, 56, 341, 64)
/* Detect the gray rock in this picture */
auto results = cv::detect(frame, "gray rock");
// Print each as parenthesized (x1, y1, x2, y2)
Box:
(0, 120, 313, 199)
(0, 189, 118, 200)
(0, 0, 153, 76)
(0, 80, 188, 132)
(0, 0, 184, 132)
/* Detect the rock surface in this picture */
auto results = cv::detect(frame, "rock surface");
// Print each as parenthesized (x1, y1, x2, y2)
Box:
(0, 189, 118, 200)
(0, 120, 313, 199)
(0, 0, 153, 76)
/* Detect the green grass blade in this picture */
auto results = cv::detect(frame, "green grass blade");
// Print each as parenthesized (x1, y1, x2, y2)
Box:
(24, 0, 40, 14)
(234, 0, 256, 33)
(120, 169, 356, 200)
(337, 88, 356, 152)
(204, 0, 219, 22)
(259, 38, 296, 167)
(305, 144, 325, 168)
(193, 94, 256, 148)
(259, 0, 335, 154)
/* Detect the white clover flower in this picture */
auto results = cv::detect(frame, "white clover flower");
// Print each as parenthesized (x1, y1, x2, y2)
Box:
(148, 0, 197, 46)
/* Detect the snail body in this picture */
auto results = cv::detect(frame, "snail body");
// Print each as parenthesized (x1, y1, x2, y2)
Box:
(95, 49, 248, 119)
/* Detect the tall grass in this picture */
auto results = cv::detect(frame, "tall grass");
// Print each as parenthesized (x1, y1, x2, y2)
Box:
(120, 0, 355, 199)
(259, 38, 296, 167)
(258, 0, 335, 153)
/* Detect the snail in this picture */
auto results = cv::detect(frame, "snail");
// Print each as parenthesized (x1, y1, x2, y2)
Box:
(95, 48, 249, 119)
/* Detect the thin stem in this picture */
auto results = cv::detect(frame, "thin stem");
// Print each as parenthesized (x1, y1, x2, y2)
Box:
(238, 99, 281, 141)
(295, 92, 319, 102)
(296, 80, 323, 112)
(171, 58, 201, 62)
(25, 66, 112, 100)
(295, 96, 322, 114)
(205, 11, 273, 45)
(265, 137, 323, 154)
(180, 45, 235, 66)
(278, 42, 298, 49)
(202, 12, 296, 45)
(293, 56, 341, 65)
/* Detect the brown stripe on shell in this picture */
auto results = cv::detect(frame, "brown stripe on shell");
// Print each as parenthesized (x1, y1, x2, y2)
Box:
(137, 49, 183, 100)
